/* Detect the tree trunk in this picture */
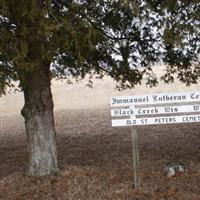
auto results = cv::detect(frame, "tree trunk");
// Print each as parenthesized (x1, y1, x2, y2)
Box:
(20, 68, 59, 176)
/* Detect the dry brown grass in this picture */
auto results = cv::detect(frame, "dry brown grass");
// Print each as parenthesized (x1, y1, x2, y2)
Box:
(0, 66, 200, 200)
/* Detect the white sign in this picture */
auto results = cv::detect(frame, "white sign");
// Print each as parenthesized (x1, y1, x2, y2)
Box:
(112, 114, 200, 127)
(111, 91, 200, 107)
(111, 105, 200, 117)
(111, 91, 200, 127)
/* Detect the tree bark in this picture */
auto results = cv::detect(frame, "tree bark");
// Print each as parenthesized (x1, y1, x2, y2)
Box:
(20, 68, 59, 176)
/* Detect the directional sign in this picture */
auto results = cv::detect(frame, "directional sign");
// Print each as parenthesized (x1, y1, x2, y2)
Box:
(111, 104, 200, 117)
(111, 91, 200, 127)
(112, 114, 200, 127)
(111, 91, 200, 107)
(110, 91, 200, 189)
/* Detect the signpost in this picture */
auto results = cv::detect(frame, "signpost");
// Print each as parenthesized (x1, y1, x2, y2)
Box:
(110, 91, 200, 189)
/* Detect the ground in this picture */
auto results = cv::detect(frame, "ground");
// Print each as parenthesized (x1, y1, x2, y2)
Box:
(0, 66, 200, 200)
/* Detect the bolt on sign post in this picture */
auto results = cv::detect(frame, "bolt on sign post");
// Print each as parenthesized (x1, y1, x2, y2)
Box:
(110, 91, 200, 189)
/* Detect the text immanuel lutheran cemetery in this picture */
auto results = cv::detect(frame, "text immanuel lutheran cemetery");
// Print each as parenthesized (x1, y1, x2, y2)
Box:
(111, 91, 200, 127)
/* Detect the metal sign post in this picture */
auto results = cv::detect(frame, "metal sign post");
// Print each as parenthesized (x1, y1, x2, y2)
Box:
(131, 128, 140, 189)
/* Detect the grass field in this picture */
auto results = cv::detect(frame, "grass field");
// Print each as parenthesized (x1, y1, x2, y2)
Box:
(0, 66, 200, 200)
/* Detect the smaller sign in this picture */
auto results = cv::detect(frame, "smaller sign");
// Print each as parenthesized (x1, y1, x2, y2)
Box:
(112, 114, 200, 127)
(111, 104, 200, 117)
